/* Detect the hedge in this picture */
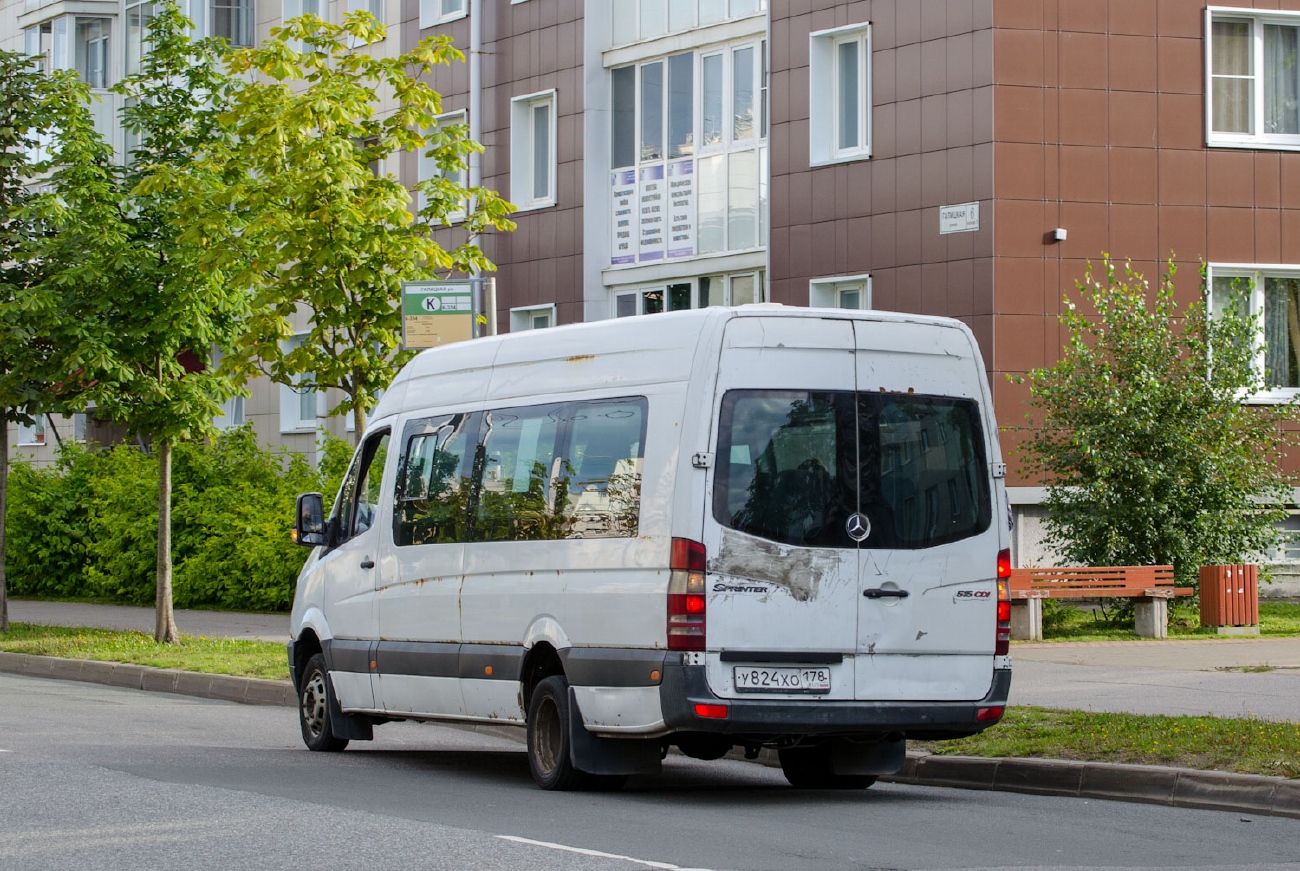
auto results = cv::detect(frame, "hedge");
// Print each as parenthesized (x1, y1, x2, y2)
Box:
(4, 427, 351, 612)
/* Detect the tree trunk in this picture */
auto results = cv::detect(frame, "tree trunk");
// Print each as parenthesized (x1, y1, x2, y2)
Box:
(154, 437, 178, 644)
(1, 415, 9, 633)
(352, 400, 366, 446)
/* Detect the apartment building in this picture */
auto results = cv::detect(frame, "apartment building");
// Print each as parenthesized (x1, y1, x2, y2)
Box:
(7, 1, 1300, 566)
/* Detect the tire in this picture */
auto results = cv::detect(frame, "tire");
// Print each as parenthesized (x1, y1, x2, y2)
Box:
(526, 675, 627, 791)
(778, 745, 877, 790)
(299, 653, 349, 752)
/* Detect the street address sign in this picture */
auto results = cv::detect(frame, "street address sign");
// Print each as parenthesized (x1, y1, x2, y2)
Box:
(402, 281, 475, 350)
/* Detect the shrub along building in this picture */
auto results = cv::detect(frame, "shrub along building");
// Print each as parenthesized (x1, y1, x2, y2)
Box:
(6, 1, 1300, 578)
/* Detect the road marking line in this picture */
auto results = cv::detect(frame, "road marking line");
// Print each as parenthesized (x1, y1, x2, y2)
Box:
(496, 835, 713, 871)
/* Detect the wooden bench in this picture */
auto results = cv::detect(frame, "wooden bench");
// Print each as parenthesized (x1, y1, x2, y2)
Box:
(1008, 565, 1194, 640)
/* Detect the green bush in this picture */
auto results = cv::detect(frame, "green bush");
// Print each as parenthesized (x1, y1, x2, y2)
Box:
(4, 427, 352, 611)
(4, 444, 97, 598)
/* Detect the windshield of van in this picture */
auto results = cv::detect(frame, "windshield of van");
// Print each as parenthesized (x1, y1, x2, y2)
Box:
(714, 390, 991, 549)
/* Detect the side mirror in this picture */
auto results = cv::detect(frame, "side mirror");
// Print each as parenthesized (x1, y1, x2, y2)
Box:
(295, 493, 328, 547)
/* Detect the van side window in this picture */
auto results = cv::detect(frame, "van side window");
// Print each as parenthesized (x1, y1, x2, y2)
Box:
(559, 398, 647, 539)
(394, 414, 475, 547)
(474, 404, 565, 542)
(334, 429, 391, 543)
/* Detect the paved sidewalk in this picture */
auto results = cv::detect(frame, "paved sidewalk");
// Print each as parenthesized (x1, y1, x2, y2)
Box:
(1011, 637, 1300, 722)
(7, 600, 288, 642)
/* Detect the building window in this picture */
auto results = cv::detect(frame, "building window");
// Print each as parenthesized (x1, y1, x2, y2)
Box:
(613, 271, 765, 317)
(511, 91, 557, 210)
(611, 0, 767, 48)
(26, 17, 111, 87)
(17, 417, 46, 446)
(810, 24, 871, 164)
(418, 110, 468, 221)
(210, 0, 254, 46)
(126, 1, 155, 77)
(1208, 9, 1300, 149)
(1211, 265, 1300, 400)
(420, 0, 466, 27)
(510, 304, 557, 331)
(810, 275, 871, 310)
(610, 41, 767, 265)
(280, 335, 320, 433)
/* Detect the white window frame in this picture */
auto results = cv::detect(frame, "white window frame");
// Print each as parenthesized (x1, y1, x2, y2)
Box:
(190, 0, 256, 47)
(279, 335, 322, 434)
(1208, 263, 1300, 404)
(16, 417, 46, 447)
(809, 274, 872, 310)
(612, 271, 765, 317)
(419, 109, 469, 221)
(510, 90, 558, 211)
(125, 0, 154, 78)
(420, 0, 467, 28)
(1206, 7, 1300, 151)
(809, 23, 872, 165)
(510, 304, 557, 331)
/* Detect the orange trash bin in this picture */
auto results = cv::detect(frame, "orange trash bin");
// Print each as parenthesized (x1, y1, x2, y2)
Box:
(1199, 565, 1259, 628)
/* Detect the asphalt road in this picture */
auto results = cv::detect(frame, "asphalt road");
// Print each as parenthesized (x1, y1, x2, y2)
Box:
(3, 674, 1299, 871)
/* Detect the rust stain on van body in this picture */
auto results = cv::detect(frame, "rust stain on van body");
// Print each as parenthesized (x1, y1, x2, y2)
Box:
(709, 530, 846, 602)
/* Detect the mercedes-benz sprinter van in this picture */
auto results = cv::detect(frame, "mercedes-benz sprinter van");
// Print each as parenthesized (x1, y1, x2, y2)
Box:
(289, 306, 1012, 790)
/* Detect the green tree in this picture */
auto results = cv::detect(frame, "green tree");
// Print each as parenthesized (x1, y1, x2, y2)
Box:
(1019, 256, 1299, 589)
(0, 50, 109, 632)
(170, 12, 514, 441)
(26, 4, 247, 642)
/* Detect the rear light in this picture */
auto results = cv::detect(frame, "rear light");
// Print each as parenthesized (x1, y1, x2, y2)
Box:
(694, 703, 729, 720)
(977, 706, 1005, 722)
(995, 548, 1012, 656)
(668, 538, 707, 651)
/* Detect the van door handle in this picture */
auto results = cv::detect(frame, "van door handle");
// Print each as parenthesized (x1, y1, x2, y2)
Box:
(360, 559, 375, 570)
(863, 588, 909, 599)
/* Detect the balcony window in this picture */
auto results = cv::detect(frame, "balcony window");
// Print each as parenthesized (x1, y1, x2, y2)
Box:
(611, 0, 766, 47)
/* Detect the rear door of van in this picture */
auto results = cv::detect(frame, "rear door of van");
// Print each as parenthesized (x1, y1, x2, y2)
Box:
(701, 314, 999, 705)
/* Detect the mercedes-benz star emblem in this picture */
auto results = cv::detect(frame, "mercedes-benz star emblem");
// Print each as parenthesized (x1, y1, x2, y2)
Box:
(846, 513, 871, 543)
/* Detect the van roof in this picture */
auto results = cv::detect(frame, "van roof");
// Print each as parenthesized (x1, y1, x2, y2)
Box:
(374, 306, 978, 421)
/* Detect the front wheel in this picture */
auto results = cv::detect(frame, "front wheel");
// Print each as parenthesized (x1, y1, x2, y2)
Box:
(299, 653, 348, 752)
(778, 745, 877, 790)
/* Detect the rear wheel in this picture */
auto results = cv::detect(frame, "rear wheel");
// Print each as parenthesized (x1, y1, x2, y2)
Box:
(778, 745, 877, 790)
(526, 675, 627, 791)
(299, 653, 348, 752)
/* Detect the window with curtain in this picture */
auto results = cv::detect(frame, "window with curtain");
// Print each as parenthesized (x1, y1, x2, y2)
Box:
(1209, 11, 1300, 148)
(1212, 268, 1300, 396)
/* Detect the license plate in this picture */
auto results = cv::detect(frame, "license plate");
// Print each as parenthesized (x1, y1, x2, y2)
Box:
(732, 666, 832, 694)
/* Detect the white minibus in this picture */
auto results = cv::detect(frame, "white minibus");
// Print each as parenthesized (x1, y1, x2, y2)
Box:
(289, 306, 1012, 790)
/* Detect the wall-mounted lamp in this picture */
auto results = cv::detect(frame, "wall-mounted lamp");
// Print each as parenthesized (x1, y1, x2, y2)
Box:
(1052, 228, 1068, 242)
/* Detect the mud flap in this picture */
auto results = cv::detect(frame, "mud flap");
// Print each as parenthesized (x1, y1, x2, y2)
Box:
(567, 688, 662, 776)
(831, 737, 906, 776)
(328, 681, 374, 742)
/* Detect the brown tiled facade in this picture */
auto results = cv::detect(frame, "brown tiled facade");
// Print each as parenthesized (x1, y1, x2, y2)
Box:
(771, 0, 1300, 488)
(406, 0, 587, 326)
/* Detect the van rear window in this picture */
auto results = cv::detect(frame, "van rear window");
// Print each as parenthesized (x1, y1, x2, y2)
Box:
(714, 390, 992, 549)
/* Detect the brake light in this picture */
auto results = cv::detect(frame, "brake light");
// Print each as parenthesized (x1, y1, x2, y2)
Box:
(977, 706, 1005, 722)
(694, 703, 729, 720)
(668, 538, 707, 651)
(995, 548, 1012, 655)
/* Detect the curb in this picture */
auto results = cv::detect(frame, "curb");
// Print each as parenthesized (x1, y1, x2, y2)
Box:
(3, 652, 1297, 819)
(0, 651, 296, 708)
(883, 754, 1300, 821)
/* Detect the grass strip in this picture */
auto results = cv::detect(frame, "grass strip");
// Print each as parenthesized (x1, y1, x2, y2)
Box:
(0, 623, 288, 681)
(1031, 601, 1300, 643)
(919, 706, 1300, 779)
